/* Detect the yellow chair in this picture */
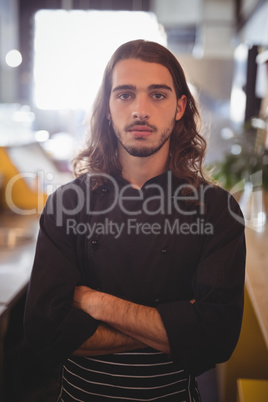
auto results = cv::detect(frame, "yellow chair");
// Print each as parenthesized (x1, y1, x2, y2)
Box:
(237, 378, 268, 402)
(0, 147, 47, 212)
(217, 288, 268, 402)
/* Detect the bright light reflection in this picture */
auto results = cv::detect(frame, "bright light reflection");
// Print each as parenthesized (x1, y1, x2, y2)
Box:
(234, 44, 248, 62)
(34, 10, 166, 110)
(5, 49, 23, 67)
(230, 88, 246, 124)
(35, 130, 50, 142)
(231, 144, 242, 155)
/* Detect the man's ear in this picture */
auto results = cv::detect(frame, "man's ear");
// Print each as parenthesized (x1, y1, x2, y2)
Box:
(175, 95, 187, 121)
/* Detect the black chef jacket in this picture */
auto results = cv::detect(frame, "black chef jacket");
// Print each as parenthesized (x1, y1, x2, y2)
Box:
(24, 171, 246, 376)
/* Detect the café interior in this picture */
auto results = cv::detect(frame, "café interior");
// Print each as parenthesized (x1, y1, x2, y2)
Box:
(0, 0, 268, 401)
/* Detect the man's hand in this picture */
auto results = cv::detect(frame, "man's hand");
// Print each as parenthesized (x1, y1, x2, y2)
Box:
(73, 285, 171, 354)
(73, 286, 146, 356)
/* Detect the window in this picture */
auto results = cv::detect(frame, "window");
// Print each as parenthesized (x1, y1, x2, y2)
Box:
(33, 10, 166, 110)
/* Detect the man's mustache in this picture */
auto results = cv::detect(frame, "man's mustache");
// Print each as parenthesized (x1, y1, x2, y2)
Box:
(125, 121, 157, 131)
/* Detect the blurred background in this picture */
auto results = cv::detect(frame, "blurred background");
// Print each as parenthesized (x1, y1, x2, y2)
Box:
(0, 1, 268, 401)
(1, 0, 268, 201)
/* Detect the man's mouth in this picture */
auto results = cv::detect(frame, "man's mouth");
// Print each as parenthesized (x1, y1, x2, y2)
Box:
(127, 125, 154, 137)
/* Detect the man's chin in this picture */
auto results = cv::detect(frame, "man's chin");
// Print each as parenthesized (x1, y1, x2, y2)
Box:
(123, 146, 159, 158)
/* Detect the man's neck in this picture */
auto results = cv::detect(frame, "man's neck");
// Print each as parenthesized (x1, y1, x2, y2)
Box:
(118, 147, 170, 189)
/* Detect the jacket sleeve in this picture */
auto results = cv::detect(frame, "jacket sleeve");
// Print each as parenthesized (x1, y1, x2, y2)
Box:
(24, 181, 99, 368)
(157, 189, 246, 376)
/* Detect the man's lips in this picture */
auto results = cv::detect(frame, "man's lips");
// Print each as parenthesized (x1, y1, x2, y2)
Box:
(127, 125, 154, 137)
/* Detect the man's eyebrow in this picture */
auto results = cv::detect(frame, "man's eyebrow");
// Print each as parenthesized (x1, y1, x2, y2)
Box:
(112, 85, 136, 92)
(148, 84, 173, 92)
(112, 84, 173, 93)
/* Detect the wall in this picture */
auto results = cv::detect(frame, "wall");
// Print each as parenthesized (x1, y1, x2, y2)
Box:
(178, 56, 234, 102)
(240, 1, 268, 45)
(0, 0, 19, 103)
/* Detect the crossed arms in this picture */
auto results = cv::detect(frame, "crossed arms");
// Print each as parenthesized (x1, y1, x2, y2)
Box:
(73, 286, 173, 356)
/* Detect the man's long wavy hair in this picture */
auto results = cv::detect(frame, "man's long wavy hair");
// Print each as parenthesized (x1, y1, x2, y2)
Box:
(73, 39, 208, 189)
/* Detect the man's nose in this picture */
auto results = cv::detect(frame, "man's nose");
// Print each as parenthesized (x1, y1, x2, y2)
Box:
(132, 96, 150, 120)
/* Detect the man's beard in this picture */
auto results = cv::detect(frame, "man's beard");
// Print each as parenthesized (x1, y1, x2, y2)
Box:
(116, 132, 171, 157)
(112, 119, 176, 158)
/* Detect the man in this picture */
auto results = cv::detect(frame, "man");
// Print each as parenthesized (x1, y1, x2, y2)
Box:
(24, 40, 246, 401)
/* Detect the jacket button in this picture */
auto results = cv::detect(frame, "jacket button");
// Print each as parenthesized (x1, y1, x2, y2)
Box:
(91, 239, 98, 249)
(154, 297, 160, 303)
(161, 248, 167, 254)
(101, 187, 108, 193)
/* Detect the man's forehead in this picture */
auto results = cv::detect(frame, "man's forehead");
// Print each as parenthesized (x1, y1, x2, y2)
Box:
(111, 58, 175, 89)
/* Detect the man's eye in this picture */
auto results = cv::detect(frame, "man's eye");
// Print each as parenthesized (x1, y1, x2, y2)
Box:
(152, 93, 166, 100)
(118, 93, 132, 100)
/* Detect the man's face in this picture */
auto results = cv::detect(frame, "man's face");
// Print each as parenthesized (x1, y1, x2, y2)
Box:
(108, 58, 186, 158)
